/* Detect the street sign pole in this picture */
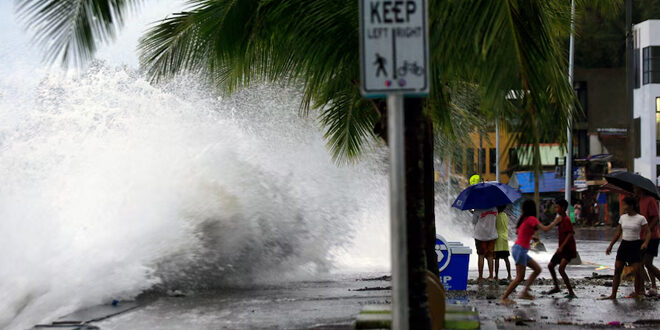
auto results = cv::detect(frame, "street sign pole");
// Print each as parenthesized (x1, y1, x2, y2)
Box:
(388, 93, 408, 330)
(360, 1, 428, 328)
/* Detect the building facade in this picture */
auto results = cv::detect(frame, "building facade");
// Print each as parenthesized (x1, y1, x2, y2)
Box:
(633, 20, 660, 183)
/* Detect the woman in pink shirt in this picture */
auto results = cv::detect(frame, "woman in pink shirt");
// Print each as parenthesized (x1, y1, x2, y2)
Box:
(500, 200, 560, 305)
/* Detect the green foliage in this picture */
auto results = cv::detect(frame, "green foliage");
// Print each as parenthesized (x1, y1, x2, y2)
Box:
(16, 0, 142, 67)
(18, 0, 591, 171)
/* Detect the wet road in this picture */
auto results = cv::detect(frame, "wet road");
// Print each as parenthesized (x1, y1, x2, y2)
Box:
(96, 274, 391, 330)
(469, 227, 660, 329)
(80, 228, 660, 329)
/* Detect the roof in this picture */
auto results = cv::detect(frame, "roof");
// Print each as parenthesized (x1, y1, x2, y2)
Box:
(508, 171, 565, 193)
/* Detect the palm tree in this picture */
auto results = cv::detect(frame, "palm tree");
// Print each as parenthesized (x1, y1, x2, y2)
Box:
(16, 1, 611, 328)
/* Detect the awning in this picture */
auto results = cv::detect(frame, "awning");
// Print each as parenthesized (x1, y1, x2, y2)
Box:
(508, 171, 565, 193)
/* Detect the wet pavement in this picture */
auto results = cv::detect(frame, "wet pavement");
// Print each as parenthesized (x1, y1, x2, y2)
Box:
(465, 227, 660, 329)
(53, 228, 660, 329)
(95, 274, 391, 330)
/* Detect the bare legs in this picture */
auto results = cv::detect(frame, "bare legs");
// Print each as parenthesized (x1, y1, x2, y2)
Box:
(548, 259, 575, 296)
(477, 253, 494, 281)
(500, 258, 541, 304)
(634, 262, 644, 296)
(486, 254, 494, 279)
(558, 259, 575, 296)
(494, 257, 512, 280)
(642, 254, 660, 294)
(521, 258, 541, 298)
(602, 260, 624, 299)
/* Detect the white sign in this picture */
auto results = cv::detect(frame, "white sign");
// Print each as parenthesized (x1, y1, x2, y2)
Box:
(360, 0, 429, 97)
(435, 236, 452, 272)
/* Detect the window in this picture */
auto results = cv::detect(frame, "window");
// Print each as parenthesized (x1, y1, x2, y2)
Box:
(643, 46, 660, 84)
(466, 148, 475, 175)
(635, 117, 641, 158)
(657, 98, 660, 156)
(454, 149, 463, 174)
(479, 148, 486, 174)
(489, 148, 497, 174)
(509, 149, 519, 168)
(635, 48, 641, 89)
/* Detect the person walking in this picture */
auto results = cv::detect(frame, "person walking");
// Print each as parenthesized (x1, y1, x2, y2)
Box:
(634, 186, 660, 296)
(600, 196, 651, 300)
(499, 200, 560, 305)
(494, 205, 512, 281)
(543, 199, 577, 298)
(472, 207, 498, 282)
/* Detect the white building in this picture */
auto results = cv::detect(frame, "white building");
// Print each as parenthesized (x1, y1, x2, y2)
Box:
(633, 20, 660, 184)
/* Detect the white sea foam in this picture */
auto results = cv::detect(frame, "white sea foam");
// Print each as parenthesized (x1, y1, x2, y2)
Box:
(0, 63, 402, 329)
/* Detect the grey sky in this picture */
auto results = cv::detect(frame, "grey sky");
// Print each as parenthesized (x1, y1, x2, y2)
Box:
(0, 0, 185, 78)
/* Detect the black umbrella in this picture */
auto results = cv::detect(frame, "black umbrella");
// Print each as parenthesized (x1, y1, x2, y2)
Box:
(604, 171, 660, 199)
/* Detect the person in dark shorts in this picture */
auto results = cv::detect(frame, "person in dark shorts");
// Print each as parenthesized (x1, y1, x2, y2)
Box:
(634, 186, 660, 296)
(600, 196, 651, 300)
(472, 208, 498, 282)
(543, 199, 577, 298)
(494, 205, 512, 281)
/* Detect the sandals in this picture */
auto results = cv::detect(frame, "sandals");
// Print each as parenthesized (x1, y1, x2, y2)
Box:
(564, 293, 577, 299)
(542, 288, 561, 295)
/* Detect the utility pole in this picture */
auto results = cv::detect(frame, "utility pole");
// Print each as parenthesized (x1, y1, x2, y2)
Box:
(564, 0, 575, 203)
(496, 120, 500, 182)
(626, 0, 635, 172)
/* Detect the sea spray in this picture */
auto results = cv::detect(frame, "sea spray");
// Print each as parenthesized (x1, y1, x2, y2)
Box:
(0, 63, 395, 329)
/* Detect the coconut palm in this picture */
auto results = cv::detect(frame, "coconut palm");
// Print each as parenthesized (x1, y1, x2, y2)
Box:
(15, 0, 618, 328)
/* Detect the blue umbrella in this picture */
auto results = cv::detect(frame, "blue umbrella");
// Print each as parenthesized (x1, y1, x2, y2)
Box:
(452, 182, 522, 210)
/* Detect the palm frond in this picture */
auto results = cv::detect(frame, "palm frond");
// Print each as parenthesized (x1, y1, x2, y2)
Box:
(139, 0, 582, 166)
(140, 0, 373, 163)
(15, 0, 141, 67)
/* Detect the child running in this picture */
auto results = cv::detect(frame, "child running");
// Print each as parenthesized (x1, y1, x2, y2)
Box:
(543, 198, 577, 298)
(500, 200, 560, 305)
(601, 196, 651, 300)
(494, 205, 512, 281)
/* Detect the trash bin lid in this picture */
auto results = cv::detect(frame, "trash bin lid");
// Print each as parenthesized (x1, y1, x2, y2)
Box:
(450, 246, 472, 254)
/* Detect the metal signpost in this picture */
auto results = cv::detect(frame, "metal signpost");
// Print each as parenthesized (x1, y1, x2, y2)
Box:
(360, 1, 429, 329)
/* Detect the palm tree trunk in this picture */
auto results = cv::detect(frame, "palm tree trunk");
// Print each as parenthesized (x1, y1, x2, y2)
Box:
(424, 116, 439, 277)
(404, 97, 432, 330)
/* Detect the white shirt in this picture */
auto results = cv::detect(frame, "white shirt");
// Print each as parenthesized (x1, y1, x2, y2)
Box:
(472, 208, 498, 241)
(620, 214, 648, 241)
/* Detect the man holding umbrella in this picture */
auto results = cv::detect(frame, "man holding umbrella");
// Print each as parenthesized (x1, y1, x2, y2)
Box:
(635, 186, 660, 296)
(472, 207, 498, 282)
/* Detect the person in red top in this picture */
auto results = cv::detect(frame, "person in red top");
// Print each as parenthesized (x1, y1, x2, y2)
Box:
(543, 199, 577, 298)
(635, 186, 660, 296)
(499, 200, 560, 305)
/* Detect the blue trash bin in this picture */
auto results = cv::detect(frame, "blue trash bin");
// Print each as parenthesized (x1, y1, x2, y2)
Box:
(436, 235, 472, 291)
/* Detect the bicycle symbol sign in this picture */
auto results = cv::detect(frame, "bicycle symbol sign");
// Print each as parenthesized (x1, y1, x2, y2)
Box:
(359, 0, 429, 97)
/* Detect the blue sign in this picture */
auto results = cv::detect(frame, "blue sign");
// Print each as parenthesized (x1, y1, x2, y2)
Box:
(435, 236, 452, 272)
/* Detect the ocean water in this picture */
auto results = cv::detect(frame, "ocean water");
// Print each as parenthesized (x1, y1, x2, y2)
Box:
(0, 63, 413, 329)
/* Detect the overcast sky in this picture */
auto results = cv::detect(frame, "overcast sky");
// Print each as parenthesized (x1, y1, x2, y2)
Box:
(0, 0, 185, 79)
